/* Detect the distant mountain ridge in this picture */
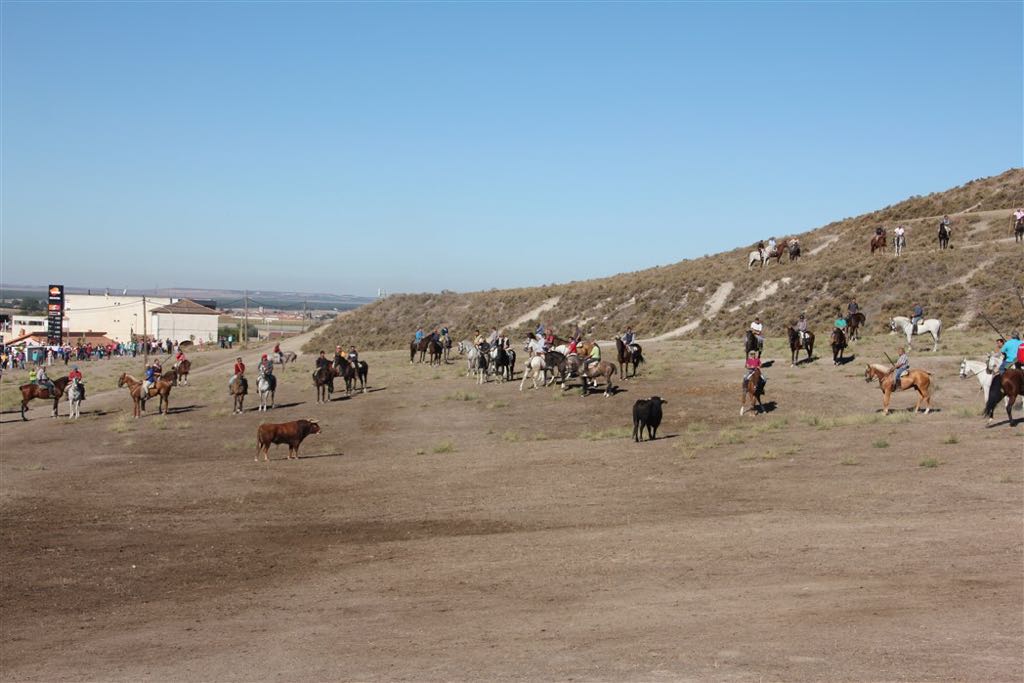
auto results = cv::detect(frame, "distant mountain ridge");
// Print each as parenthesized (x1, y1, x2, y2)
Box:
(0, 285, 377, 310)
(308, 168, 1024, 351)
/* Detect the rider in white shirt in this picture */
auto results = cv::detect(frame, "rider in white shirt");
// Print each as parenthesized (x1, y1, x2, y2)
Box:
(750, 318, 765, 351)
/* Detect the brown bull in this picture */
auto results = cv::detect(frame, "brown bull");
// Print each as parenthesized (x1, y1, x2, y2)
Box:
(256, 419, 322, 461)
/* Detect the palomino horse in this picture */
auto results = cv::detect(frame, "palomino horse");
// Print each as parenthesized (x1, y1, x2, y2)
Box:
(744, 330, 763, 359)
(830, 327, 847, 365)
(257, 371, 276, 411)
(870, 230, 886, 254)
(844, 312, 866, 341)
(889, 316, 941, 351)
(864, 364, 933, 415)
(67, 378, 84, 419)
(519, 355, 547, 391)
(937, 223, 951, 250)
(614, 337, 645, 379)
(579, 359, 617, 397)
(173, 359, 191, 386)
(117, 373, 173, 418)
(984, 368, 1023, 426)
(787, 327, 814, 366)
(740, 367, 765, 416)
(19, 376, 70, 421)
(313, 365, 336, 403)
(230, 375, 248, 414)
(894, 232, 906, 257)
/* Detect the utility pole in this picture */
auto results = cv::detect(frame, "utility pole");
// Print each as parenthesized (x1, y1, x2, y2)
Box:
(303, 299, 307, 331)
(142, 296, 148, 363)
(243, 290, 249, 346)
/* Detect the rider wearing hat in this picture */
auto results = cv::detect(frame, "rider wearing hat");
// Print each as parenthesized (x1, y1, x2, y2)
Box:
(796, 313, 809, 345)
(257, 353, 274, 376)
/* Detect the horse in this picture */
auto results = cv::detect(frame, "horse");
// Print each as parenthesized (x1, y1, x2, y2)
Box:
(257, 371, 276, 411)
(279, 351, 298, 365)
(844, 312, 866, 341)
(1015, 216, 1024, 243)
(614, 337, 645, 379)
(117, 373, 173, 418)
(352, 360, 369, 393)
(427, 339, 443, 366)
(744, 330, 763, 359)
(937, 222, 951, 250)
(410, 337, 430, 363)
(475, 346, 491, 385)
(787, 326, 814, 366)
(763, 242, 786, 265)
(984, 369, 1023, 426)
(747, 250, 765, 269)
(519, 355, 547, 391)
(19, 376, 70, 421)
(740, 367, 765, 416)
(313, 365, 336, 404)
(579, 359, 617, 397)
(960, 355, 1021, 412)
(870, 230, 886, 254)
(441, 335, 453, 363)
(830, 327, 847, 365)
(173, 359, 191, 386)
(459, 340, 480, 377)
(67, 378, 84, 419)
(894, 232, 906, 257)
(788, 240, 801, 262)
(230, 375, 248, 414)
(542, 350, 570, 386)
(889, 316, 942, 352)
(863, 364, 933, 415)
(490, 346, 515, 382)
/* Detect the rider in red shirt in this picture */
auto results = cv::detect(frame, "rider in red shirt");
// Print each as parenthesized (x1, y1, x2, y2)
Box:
(234, 358, 245, 376)
(68, 365, 83, 381)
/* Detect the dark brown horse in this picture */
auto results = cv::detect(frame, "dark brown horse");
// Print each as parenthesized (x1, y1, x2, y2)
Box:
(1014, 214, 1024, 243)
(740, 367, 765, 416)
(830, 327, 847, 365)
(19, 376, 70, 421)
(984, 368, 1022, 426)
(614, 337, 644, 379)
(117, 373, 173, 418)
(172, 359, 191, 385)
(410, 337, 432, 363)
(937, 222, 951, 250)
(764, 240, 787, 265)
(313, 365, 337, 403)
(870, 230, 886, 254)
(427, 339, 443, 366)
(787, 326, 814, 365)
(844, 312, 866, 341)
(230, 375, 248, 414)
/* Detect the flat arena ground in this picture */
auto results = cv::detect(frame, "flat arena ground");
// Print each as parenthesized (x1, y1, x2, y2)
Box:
(2, 335, 1021, 681)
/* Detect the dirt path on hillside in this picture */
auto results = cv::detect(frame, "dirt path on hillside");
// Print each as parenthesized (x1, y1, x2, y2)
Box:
(501, 297, 560, 331)
(647, 282, 734, 341)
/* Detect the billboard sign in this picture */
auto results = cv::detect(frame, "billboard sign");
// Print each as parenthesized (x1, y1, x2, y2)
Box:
(47, 284, 64, 344)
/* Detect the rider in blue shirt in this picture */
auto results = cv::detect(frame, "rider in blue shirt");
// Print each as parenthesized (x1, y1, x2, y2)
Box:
(414, 328, 424, 343)
(1000, 334, 1022, 372)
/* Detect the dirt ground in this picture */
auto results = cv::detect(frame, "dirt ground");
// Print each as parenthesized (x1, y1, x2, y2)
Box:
(1, 333, 1021, 681)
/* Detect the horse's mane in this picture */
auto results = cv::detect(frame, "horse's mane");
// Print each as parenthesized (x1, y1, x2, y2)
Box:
(868, 363, 890, 374)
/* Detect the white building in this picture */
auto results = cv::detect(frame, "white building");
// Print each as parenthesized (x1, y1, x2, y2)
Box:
(149, 299, 220, 344)
(64, 293, 173, 342)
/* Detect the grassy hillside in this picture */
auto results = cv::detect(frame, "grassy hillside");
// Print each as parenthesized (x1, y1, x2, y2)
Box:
(308, 169, 1024, 352)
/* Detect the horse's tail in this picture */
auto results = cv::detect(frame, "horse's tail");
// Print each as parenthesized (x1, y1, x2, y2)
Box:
(983, 376, 1005, 418)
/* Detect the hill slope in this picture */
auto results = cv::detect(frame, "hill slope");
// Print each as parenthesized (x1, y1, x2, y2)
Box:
(308, 169, 1024, 351)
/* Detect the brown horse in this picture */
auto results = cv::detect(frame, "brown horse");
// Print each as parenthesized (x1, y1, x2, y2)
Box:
(870, 230, 886, 254)
(864, 364, 932, 415)
(230, 375, 248, 414)
(427, 339, 443, 366)
(740, 367, 765, 416)
(172, 359, 191, 385)
(410, 337, 432, 363)
(19, 376, 71, 421)
(984, 368, 1022, 426)
(830, 327, 847, 365)
(614, 337, 644, 379)
(844, 312, 866, 341)
(764, 240, 787, 265)
(117, 373, 173, 418)
(579, 358, 617, 397)
(787, 326, 815, 366)
(313, 365, 337, 403)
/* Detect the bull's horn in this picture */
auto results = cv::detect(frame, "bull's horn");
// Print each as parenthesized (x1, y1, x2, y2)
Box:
(308, 418, 319, 423)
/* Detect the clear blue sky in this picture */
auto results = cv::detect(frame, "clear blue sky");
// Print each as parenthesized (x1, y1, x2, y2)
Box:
(2, 1, 1021, 296)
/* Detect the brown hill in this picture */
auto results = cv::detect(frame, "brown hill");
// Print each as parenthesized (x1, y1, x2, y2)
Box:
(308, 169, 1024, 351)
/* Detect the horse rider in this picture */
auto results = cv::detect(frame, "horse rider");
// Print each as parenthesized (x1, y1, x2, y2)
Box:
(334, 345, 345, 367)
(744, 350, 762, 388)
(472, 329, 485, 346)
(527, 333, 545, 357)
(1014, 208, 1024, 231)
(567, 337, 579, 356)
(939, 214, 952, 237)
(257, 353, 274, 377)
(347, 346, 359, 366)
(173, 348, 187, 371)
(414, 327, 424, 344)
(583, 341, 601, 374)
(875, 226, 884, 237)
(890, 347, 910, 390)
(750, 317, 765, 352)
(910, 303, 924, 334)
(847, 298, 859, 317)
(36, 364, 54, 393)
(544, 326, 556, 350)
(230, 356, 245, 391)
(796, 313, 809, 345)
(999, 333, 1022, 372)
(315, 350, 333, 392)
(487, 328, 499, 346)
(894, 224, 906, 246)
(68, 364, 85, 399)
(834, 309, 848, 330)
(767, 237, 776, 256)
(571, 322, 582, 342)
(623, 326, 636, 346)
(144, 362, 160, 393)
(440, 326, 450, 349)
(273, 342, 283, 364)
(756, 240, 766, 261)
(535, 322, 545, 338)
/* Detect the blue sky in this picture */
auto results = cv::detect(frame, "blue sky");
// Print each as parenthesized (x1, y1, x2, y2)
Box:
(2, 1, 1021, 296)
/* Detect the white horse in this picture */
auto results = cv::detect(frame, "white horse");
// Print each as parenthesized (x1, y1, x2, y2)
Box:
(257, 371, 276, 411)
(458, 340, 478, 377)
(894, 233, 906, 257)
(961, 355, 1022, 409)
(890, 316, 941, 351)
(67, 378, 84, 419)
(747, 250, 765, 269)
(519, 356, 547, 391)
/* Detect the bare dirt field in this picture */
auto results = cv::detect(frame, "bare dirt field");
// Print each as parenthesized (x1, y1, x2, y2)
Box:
(2, 333, 1021, 681)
